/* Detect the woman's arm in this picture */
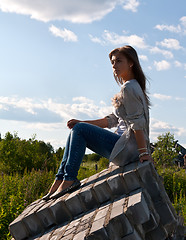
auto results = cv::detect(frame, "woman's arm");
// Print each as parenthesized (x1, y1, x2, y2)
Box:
(67, 118, 108, 129)
(134, 129, 153, 163)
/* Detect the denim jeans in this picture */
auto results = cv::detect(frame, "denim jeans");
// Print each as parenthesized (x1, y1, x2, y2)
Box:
(55, 122, 120, 181)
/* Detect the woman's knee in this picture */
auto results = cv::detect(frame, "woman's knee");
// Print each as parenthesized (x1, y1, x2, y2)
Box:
(72, 122, 87, 132)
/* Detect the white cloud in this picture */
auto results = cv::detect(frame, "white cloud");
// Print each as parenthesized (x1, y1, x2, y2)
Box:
(150, 46, 173, 59)
(174, 60, 182, 68)
(49, 25, 78, 42)
(180, 16, 186, 28)
(122, 0, 140, 12)
(89, 34, 103, 44)
(155, 24, 181, 33)
(156, 38, 182, 50)
(152, 93, 185, 101)
(154, 60, 171, 71)
(0, 0, 139, 23)
(104, 30, 147, 48)
(155, 16, 186, 35)
(139, 55, 148, 61)
(90, 30, 147, 48)
(150, 118, 186, 143)
(152, 93, 172, 100)
(0, 96, 112, 123)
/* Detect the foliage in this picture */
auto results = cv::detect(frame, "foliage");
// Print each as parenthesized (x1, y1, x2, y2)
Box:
(0, 132, 63, 174)
(0, 169, 55, 240)
(84, 153, 102, 162)
(78, 157, 109, 180)
(157, 166, 186, 221)
(152, 132, 179, 167)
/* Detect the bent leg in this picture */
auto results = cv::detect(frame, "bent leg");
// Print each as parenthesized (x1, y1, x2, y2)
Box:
(63, 122, 120, 181)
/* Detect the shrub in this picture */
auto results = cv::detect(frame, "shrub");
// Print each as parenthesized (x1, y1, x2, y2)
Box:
(0, 169, 55, 239)
(157, 166, 186, 222)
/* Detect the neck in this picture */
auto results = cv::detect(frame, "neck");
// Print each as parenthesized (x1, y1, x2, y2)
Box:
(122, 74, 135, 83)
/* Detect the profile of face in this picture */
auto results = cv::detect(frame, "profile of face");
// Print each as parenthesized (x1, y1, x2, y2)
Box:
(110, 52, 133, 82)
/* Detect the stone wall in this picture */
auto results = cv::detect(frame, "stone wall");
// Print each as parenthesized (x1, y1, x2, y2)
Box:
(9, 161, 185, 240)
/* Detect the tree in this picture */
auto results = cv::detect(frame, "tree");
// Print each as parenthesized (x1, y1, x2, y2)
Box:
(87, 153, 101, 162)
(152, 132, 179, 167)
(0, 132, 58, 174)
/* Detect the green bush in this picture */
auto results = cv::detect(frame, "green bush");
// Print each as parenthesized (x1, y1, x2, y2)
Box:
(0, 169, 55, 240)
(152, 132, 179, 167)
(157, 166, 186, 222)
(0, 132, 62, 174)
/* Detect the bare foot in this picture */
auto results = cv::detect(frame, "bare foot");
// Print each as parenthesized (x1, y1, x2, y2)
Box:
(54, 180, 74, 194)
(48, 179, 63, 194)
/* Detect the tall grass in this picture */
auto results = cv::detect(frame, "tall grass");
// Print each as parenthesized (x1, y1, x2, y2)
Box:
(0, 169, 55, 239)
(157, 166, 186, 222)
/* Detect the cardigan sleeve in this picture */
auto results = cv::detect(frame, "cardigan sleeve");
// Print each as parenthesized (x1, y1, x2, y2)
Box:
(122, 84, 146, 131)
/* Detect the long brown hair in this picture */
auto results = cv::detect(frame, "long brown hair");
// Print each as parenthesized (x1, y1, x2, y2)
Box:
(109, 45, 150, 107)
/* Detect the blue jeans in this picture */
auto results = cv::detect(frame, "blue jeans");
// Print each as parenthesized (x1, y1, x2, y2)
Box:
(56, 122, 120, 181)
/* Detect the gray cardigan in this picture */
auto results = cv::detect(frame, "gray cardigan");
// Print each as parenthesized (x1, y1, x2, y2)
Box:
(106, 79, 150, 166)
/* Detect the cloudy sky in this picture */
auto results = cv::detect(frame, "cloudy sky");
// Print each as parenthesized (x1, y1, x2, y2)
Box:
(0, 0, 186, 150)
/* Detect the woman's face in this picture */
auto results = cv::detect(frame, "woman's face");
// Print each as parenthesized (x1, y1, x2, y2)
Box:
(111, 52, 133, 81)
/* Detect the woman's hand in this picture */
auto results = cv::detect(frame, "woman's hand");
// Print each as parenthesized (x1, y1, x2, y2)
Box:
(140, 154, 154, 164)
(67, 119, 81, 129)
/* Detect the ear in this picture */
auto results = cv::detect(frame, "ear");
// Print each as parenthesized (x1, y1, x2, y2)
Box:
(129, 60, 133, 68)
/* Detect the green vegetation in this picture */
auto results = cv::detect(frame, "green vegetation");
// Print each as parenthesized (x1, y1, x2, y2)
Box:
(0, 131, 185, 239)
(152, 132, 180, 167)
(152, 132, 186, 226)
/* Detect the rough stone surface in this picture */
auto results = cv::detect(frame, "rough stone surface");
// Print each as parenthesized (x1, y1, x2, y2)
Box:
(9, 161, 185, 240)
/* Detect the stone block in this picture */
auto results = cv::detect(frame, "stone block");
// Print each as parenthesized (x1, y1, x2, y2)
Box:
(98, 168, 111, 178)
(94, 203, 110, 221)
(36, 201, 56, 230)
(65, 190, 84, 217)
(123, 169, 140, 193)
(142, 211, 159, 233)
(145, 224, 168, 240)
(106, 197, 133, 238)
(137, 161, 162, 202)
(110, 165, 124, 175)
(73, 230, 87, 240)
(154, 201, 177, 232)
(49, 198, 72, 225)
(87, 217, 109, 240)
(126, 190, 150, 225)
(22, 212, 43, 237)
(107, 173, 128, 196)
(93, 179, 112, 204)
(123, 161, 138, 173)
(157, 176, 178, 219)
(50, 224, 68, 240)
(18, 199, 42, 218)
(36, 230, 52, 240)
(85, 172, 100, 185)
(121, 230, 142, 240)
(62, 217, 82, 238)
(9, 215, 29, 240)
(79, 185, 99, 211)
(15, 201, 45, 238)
(60, 233, 74, 240)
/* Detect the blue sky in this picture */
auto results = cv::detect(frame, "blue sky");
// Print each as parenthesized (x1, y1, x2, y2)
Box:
(0, 0, 186, 150)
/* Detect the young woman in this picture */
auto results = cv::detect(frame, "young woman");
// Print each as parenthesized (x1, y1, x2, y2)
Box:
(42, 45, 153, 201)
